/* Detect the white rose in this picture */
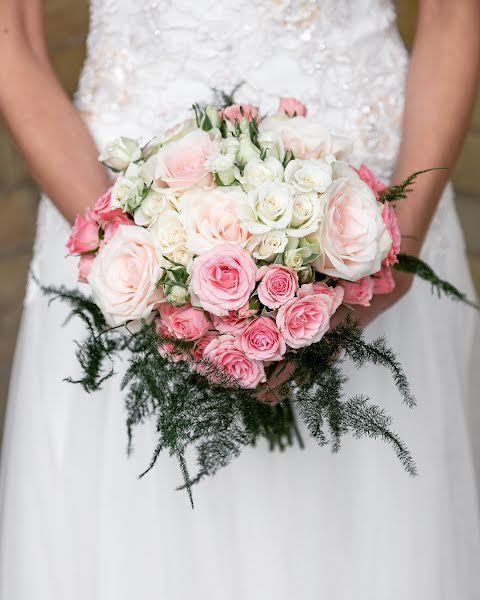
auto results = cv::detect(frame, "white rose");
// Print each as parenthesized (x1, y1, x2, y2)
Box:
(99, 137, 141, 171)
(206, 152, 236, 185)
(149, 209, 187, 256)
(165, 284, 190, 307)
(236, 133, 261, 167)
(311, 177, 392, 281)
(257, 132, 286, 162)
(110, 162, 145, 212)
(259, 115, 352, 160)
(285, 191, 322, 237)
(238, 182, 293, 234)
(180, 186, 251, 255)
(88, 225, 163, 327)
(252, 230, 289, 262)
(235, 157, 284, 191)
(284, 159, 333, 193)
(170, 247, 193, 268)
(134, 190, 173, 226)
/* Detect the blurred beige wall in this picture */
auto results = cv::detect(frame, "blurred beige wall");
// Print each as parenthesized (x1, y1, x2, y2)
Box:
(0, 1, 479, 427)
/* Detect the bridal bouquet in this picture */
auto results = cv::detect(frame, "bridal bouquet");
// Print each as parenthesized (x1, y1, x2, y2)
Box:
(47, 92, 472, 504)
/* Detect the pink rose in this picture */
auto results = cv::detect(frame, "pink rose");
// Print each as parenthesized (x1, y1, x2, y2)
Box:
(91, 188, 124, 222)
(277, 97, 308, 118)
(66, 212, 100, 255)
(190, 245, 257, 317)
(154, 129, 216, 192)
(382, 201, 401, 266)
(157, 341, 189, 363)
(191, 331, 220, 361)
(339, 277, 374, 307)
(212, 312, 250, 334)
(257, 265, 299, 309)
(373, 263, 396, 295)
(168, 305, 210, 342)
(354, 164, 387, 198)
(298, 282, 344, 315)
(276, 293, 332, 349)
(180, 186, 251, 255)
(88, 225, 164, 326)
(203, 334, 266, 389)
(102, 213, 135, 245)
(237, 317, 286, 361)
(223, 103, 259, 124)
(311, 176, 391, 281)
(78, 253, 95, 283)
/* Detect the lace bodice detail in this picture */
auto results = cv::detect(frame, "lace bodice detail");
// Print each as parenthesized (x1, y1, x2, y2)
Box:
(76, 0, 408, 180)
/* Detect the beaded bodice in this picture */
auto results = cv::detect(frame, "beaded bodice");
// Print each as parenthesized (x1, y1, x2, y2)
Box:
(76, 0, 408, 179)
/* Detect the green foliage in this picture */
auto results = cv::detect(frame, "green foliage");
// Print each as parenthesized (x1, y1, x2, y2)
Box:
(42, 284, 419, 506)
(380, 168, 446, 203)
(395, 253, 478, 308)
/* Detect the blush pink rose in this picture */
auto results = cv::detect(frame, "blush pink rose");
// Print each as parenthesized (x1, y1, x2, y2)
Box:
(78, 253, 95, 283)
(223, 103, 259, 124)
(339, 276, 374, 307)
(191, 331, 220, 361)
(88, 225, 164, 327)
(168, 305, 210, 342)
(382, 201, 401, 266)
(298, 282, 344, 315)
(277, 97, 308, 117)
(354, 164, 387, 198)
(66, 212, 100, 255)
(190, 244, 257, 317)
(276, 294, 332, 349)
(373, 263, 396, 295)
(154, 129, 216, 192)
(203, 334, 266, 389)
(91, 188, 124, 222)
(257, 265, 299, 309)
(237, 316, 286, 361)
(180, 186, 251, 255)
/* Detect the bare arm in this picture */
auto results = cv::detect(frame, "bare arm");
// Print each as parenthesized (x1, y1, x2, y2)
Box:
(333, 0, 480, 328)
(0, 0, 110, 224)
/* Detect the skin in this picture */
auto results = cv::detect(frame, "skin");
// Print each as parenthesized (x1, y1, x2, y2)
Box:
(0, 1, 479, 394)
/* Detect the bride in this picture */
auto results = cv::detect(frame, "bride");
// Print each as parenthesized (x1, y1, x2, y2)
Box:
(1, 1, 479, 598)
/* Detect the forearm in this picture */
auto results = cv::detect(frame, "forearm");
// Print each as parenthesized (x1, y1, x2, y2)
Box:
(0, 15, 110, 223)
(392, 0, 480, 257)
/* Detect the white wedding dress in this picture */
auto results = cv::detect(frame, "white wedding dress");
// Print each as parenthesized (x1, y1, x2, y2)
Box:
(1, 1, 479, 598)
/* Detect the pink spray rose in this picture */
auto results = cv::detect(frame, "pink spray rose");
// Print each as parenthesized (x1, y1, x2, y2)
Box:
(257, 265, 299, 309)
(91, 188, 124, 222)
(78, 253, 95, 283)
(212, 312, 250, 334)
(339, 277, 374, 307)
(223, 103, 259, 124)
(191, 331, 220, 361)
(167, 305, 211, 342)
(190, 245, 257, 317)
(373, 263, 396, 295)
(277, 97, 308, 118)
(276, 293, 332, 349)
(66, 212, 100, 255)
(102, 213, 135, 245)
(203, 334, 266, 389)
(237, 316, 286, 361)
(154, 129, 216, 192)
(297, 282, 344, 315)
(354, 164, 387, 198)
(382, 201, 401, 266)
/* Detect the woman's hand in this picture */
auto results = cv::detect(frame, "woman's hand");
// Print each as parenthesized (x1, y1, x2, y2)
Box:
(257, 360, 296, 404)
(0, 0, 111, 223)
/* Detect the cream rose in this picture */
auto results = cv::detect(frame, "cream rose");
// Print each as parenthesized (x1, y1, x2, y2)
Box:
(99, 136, 141, 171)
(284, 159, 333, 193)
(149, 209, 187, 256)
(285, 192, 322, 237)
(180, 186, 251, 255)
(312, 176, 392, 281)
(235, 157, 284, 191)
(238, 182, 293, 234)
(252, 230, 289, 262)
(88, 225, 164, 327)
